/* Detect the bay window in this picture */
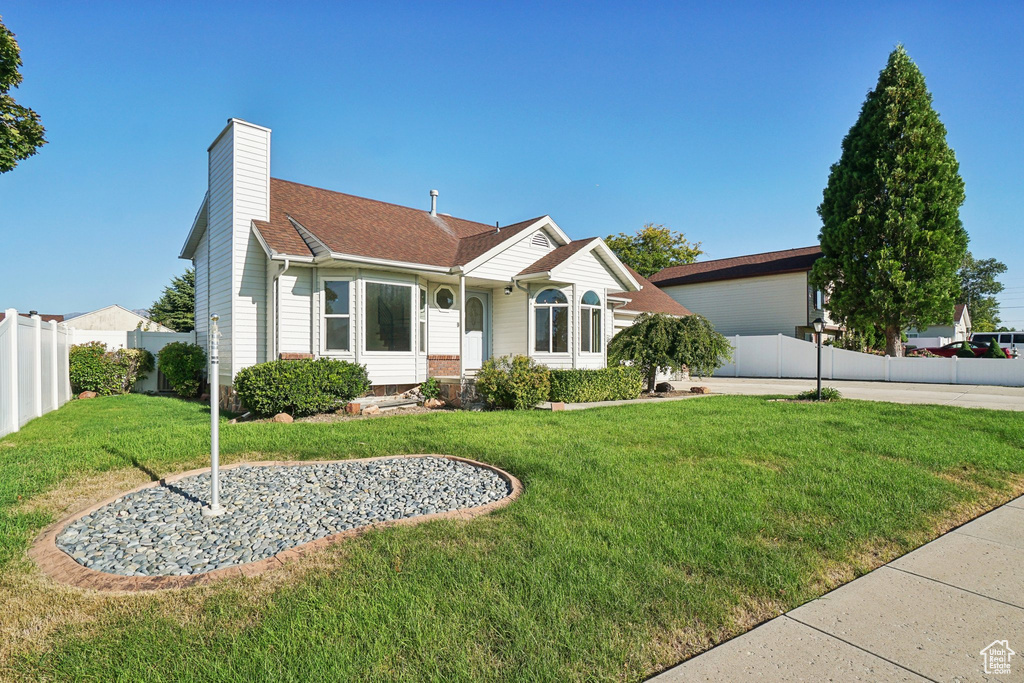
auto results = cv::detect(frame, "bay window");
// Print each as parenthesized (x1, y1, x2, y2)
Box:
(580, 290, 602, 353)
(534, 288, 569, 353)
(365, 282, 413, 352)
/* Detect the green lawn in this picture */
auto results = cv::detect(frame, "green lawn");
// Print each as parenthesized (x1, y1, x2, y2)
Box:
(1, 394, 1023, 681)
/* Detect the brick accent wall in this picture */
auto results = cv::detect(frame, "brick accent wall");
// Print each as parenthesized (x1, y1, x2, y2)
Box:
(428, 355, 460, 377)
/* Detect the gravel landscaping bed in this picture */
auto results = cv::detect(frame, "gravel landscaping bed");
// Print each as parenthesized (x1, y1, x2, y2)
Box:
(56, 457, 511, 577)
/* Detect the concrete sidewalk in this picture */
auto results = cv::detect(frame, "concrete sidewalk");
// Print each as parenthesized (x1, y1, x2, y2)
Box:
(651, 496, 1024, 682)
(675, 377, 1024, 411)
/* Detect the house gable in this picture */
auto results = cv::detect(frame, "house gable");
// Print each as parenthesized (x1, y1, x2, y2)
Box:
(461, 221, 567, 281)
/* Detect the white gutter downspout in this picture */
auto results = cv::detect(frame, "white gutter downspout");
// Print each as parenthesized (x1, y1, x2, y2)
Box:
(459, 273, 466, 379)
(274, 258, 291, 361)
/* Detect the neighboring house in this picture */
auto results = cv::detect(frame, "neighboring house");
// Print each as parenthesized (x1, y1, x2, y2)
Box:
(907, 304, 971, 343)
(649, 246, 840, 339)
(179, 119, 684, 402)
(64, 305, 174, 332)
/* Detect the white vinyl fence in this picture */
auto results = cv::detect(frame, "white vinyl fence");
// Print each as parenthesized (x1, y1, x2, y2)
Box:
(1, 309, 73, 438)
(715, 334, 1024, 387)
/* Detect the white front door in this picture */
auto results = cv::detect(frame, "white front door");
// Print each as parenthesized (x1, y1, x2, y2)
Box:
(464, 293, 488, 370)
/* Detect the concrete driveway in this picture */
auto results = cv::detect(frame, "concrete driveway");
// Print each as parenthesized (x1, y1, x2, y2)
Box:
(674, 377, 1024, 411)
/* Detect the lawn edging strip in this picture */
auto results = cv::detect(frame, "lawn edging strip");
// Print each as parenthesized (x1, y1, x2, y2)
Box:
(29, 454, 522, 592)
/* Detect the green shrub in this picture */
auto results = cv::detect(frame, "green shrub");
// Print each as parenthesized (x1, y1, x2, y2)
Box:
(476, 355, 551, 410)
(796, 387, 842, 401)
(420, 377, 441, 400)
(983, 340, 1007, 359)
(548, 367, 643, 403)
(157, 342, 207, 398)
(954, 341, 976, 359)
(234, 358, 371, 417)
(69, 342, 154, 395)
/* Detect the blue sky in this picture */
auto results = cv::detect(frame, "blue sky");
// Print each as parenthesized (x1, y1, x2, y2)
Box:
(2, 2, 1022, 326)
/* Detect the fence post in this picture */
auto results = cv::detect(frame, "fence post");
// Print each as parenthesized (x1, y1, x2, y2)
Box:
(32, 314, 43, 419)
(951, 356, 958, 384)
(60, 323, 71, 403)
(884, 355, 891, 382)
(49, 320, 59, 411)
(776, 333, 783, 378)
(3, 309, 18, 433)
(829, 344, 835, 379)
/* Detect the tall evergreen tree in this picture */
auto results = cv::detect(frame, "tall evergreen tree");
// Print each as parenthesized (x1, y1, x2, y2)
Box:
(0, 15, 46, 173)
(150, 269, 195, 332)
(810, 45, 967, 356)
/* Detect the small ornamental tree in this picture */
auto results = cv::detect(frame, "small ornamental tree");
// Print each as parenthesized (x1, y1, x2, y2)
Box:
(608, 313, 731, 393)
(983, 340, 1006, 359)
(811, 45, 968, 357)
(604, 224, 702, 278)
(157, 342, 206, 397)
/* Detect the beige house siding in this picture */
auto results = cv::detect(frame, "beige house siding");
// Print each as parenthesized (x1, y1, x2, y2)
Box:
(660, 271, 810, 337)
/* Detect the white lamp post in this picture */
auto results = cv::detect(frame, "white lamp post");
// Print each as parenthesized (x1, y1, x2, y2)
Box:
(202, 314, 225, 517)
(812, 317, 825, 401)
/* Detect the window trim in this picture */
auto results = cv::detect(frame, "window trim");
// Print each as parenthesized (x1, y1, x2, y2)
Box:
(533, 287, 570, 355)
(419, 285, 428, 354)
(319, 276, 354, 356)
(580, 290, 602, 354)
(434, 285, 456, 310)
(362, 278, 416, 356)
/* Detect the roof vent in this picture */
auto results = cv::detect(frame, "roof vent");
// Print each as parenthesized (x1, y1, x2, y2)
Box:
(531, 233, 550, 248)
(429, 189, 438, 216)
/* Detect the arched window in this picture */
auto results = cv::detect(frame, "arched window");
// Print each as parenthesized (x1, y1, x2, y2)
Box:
(580, 290, 602, 353)
(534, 288, 569, 353)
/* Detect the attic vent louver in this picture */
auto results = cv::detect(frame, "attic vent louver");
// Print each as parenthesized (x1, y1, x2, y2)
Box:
(531, 233, 550, 248)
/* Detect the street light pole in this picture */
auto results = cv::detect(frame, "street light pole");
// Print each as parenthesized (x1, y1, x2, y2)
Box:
(202, 314, 224, 517)
(813, 318, 824, 401)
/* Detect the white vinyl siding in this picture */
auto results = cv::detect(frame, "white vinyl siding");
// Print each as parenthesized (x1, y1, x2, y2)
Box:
(206, 130, 235, 382)
(466, 229, 555, 281)
(555, 249, 627, 291)
(491, 287, 528, 357)
(660, 271, 809, 337)
(193, 229, 209, 354)
(426, 282, 460, 355)
(278, 268, 313, 353)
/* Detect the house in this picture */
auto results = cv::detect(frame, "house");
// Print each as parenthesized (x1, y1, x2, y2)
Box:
(0, 311, 64, 323)
(649, 246, 841, 339)
(179, 119, 685, 405)
(64, 305, 174, 332)
(907, 304, 970, 344)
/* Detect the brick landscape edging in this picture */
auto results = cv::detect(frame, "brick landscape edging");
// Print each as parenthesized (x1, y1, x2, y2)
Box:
(29, 454, 523, 593)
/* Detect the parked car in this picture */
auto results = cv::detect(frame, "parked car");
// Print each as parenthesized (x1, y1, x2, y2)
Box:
(920, 340, 1014, 358)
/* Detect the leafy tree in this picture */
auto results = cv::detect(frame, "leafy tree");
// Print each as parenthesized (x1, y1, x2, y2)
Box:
(959, 252, 1006, 332)
(810, 45, 968, 357)
(608, 312, 732, 392)
(604, 224, 702, 278)
(150, 268, 195, 332)
(0, 15, 46, 173)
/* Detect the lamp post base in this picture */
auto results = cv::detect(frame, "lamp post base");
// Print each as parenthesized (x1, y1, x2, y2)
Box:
(201, 504, 226, 518)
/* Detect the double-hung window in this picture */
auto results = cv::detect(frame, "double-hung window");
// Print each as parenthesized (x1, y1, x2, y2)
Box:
(323, 280, 351, 352)
(534, 288, 569, 353)
(580, 290, 602, 353)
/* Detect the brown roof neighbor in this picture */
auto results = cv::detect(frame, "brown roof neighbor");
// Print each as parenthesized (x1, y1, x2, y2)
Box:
(518, 239, 597, 276)
(251, 178, 541, 267)
(0, 312, 64, 323)
(954, 303, 967, 324)
(610, 266, 691, 316)
(649, 245, 823, 287)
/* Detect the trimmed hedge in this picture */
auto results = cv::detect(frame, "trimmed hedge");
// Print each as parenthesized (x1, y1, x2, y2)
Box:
(476, 355, 551, 410)
(157, 342, 207, 398)
(69, 342, 154, 395)
(548, 367, 643, 403)
(234, 358, 371, 417)
(983, 340, 1007, 359)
